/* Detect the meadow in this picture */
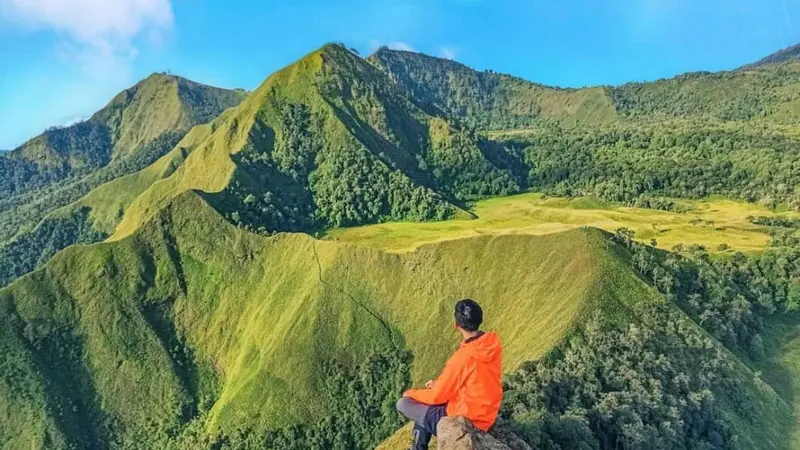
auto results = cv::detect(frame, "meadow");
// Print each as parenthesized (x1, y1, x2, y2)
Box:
(326, 193, 800, 253)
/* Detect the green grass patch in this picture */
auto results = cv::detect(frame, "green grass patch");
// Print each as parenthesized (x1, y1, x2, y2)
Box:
(326, 192, 800, 254)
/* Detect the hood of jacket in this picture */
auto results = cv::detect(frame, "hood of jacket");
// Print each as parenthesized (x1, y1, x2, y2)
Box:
(460, 331, 502, 364)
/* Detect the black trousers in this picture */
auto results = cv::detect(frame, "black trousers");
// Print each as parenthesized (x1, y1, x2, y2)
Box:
(396, 397, 447, 450)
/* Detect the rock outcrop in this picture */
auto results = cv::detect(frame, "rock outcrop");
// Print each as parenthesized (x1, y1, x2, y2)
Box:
(436, 416, 527, 450)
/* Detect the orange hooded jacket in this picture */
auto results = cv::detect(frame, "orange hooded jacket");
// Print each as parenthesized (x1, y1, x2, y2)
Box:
(403, 331, 503, 432)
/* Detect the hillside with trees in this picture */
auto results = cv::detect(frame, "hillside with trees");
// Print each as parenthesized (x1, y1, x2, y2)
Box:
(0, 74, 244, 244)
(3, 42, 800, 450)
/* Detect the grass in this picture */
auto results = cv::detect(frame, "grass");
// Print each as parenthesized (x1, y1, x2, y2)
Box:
(49, 123, 212, 235)
(325, 192, 800, 253)
(2, 192, 797, 449)
(0, 192, 654, 447)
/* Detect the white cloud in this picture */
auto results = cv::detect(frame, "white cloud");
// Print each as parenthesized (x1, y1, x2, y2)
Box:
(61, 115, 87, 127)
(387, 41, 415, 52)
(439, 47, 456, 60)
(0, 0, 173, 69)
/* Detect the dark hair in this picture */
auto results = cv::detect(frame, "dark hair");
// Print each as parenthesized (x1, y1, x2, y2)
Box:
(454, 299, 483, 332)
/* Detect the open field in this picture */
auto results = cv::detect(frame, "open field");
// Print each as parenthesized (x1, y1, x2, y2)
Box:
(325, 193, 800, 253)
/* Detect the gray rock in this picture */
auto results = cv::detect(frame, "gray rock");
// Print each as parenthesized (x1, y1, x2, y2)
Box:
(436, 416, 514, 450)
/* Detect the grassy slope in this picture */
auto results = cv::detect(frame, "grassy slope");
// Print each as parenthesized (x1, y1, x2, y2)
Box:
(5, 44, 800, 450)
(0, 75, 244, 243)
(327, 192, 800, 253)
(91, 73, 245, 160)
(0, 123, 219, 289)
(2, 192, 792, 449)
(760, 314, 800, 448)
(53, 123, 215, 235)
(0, 192, 664, 448)
(7, 73, 242, 176)
(110, 43, 468, 239)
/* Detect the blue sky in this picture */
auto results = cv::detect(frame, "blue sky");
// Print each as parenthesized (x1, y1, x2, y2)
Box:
(1, 0, 799, 150)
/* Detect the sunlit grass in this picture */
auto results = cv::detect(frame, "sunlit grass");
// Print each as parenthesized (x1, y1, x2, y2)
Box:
(326, 192, 800, 253)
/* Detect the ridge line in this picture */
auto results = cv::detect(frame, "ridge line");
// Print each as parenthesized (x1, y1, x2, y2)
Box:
(311, 239, 398, 350)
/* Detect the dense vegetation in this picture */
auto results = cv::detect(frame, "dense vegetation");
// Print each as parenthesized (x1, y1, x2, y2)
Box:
(0, 121, 112, 198)
(502, 304, 739, 450)
(491, 123, 800, 209)
(749, 215, 800, 229)
(0, 207, 107, 286)
(497, 229, 800, 450)
(0, 76, 242, 287)
(614, 228, 800, 359)
(5, 42, 800, 450)
(0, 131, 184, 241)
(179, 350, 411, 449)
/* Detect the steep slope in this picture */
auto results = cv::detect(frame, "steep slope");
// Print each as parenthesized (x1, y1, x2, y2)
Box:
(368, 47, 618, 129)
(1, 192, 792, 449)
(0, 123, 215, 287)
(370, 46, 800, 127)
(0, 74, 245, 242)
(0, 191, 635, 448)
(0, 74, 243, 199)
(609, 63, 800, 122)
(110, 44, 526, 241)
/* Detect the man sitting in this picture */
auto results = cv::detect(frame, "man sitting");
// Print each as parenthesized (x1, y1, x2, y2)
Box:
(396, 299, 503, 450)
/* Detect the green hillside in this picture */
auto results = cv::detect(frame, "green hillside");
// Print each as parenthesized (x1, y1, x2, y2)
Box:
(7, 43, 800, 291)
(0, 74, 243, 202)
(5, 41, 800, 450)
(2, 192, 797, 449)
(0, 124, 215, 287)
(110, 44, 528, 241)
(0, 74, 244, 243)
(0, 78, 244, 288)
(0, 192, 602, 447)
(368, 47, 618, 128)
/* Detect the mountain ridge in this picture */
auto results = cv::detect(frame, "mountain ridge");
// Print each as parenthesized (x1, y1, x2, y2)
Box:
(1, 189, 792, 449)
(3, 41, 800, 450)
(740, 43, 800, 70)
(0, 189, 651, 445)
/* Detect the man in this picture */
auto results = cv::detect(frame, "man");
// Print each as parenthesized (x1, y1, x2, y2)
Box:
(396, 299, 503, 450)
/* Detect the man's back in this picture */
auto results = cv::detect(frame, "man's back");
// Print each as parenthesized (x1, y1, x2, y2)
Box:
(444, 331, 503, 431)
(397, 299, 501, 450)
(402, 331, 503, 431)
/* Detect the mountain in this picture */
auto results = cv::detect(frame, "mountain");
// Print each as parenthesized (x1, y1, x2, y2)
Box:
(0, 74, 243, 199)
(3, 42, 800, 450)
(0, 126, 209, 287)
(105, 43, 527, 243)
(741, 43, 800, 69)
(0, 74, 245, 243)
(7, 43, 800, 290)
(368, 47, 618, 128)
(2, 191, 795, 449)
(0, 76, 244, 287)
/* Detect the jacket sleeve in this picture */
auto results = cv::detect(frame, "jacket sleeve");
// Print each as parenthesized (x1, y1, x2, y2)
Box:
(403, 351, 466, 405)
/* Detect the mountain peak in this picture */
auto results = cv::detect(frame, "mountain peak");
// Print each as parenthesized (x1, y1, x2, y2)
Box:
(740, 42, 800, 69)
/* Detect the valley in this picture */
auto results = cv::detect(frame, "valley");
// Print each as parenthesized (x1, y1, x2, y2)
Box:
(326, 192, 800, 253)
